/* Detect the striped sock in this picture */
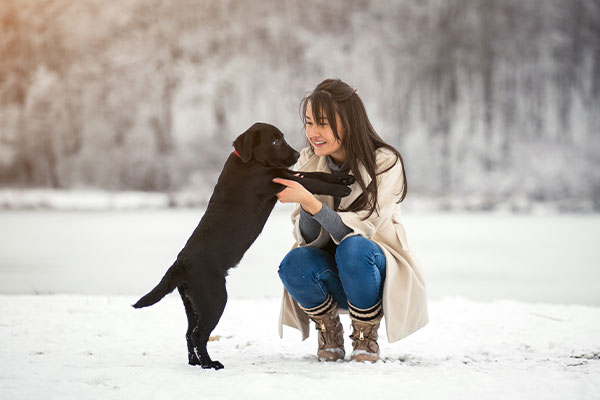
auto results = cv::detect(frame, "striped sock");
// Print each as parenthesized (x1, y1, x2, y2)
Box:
(300, 294, 335, 318)
(348, 299, 383, 323)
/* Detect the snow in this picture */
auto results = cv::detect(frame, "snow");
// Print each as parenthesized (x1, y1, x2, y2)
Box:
(1, 206, 599, 398)
(1, 206, 599, 305)
(0, 188, 596, 213)
(0, 189, 207, 211)
(1, 296, 598, 399)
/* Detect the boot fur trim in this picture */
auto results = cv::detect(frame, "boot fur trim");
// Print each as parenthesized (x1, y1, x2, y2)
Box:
(348, 299, 382, 322)
(300, 294, 335, 318)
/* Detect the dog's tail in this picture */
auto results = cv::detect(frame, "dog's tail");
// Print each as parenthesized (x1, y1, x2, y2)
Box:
(132, 262, 185, 309)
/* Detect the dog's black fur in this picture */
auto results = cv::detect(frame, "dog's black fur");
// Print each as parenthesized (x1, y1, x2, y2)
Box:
(133, 122, 353, 370)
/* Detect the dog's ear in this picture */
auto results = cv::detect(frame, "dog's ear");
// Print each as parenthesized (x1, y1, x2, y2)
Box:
(233, 125, 259, 163)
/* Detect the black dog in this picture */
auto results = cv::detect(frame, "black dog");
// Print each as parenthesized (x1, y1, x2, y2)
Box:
(133, 122, 353, 370)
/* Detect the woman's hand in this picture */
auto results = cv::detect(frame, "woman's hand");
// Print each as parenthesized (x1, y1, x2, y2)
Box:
(273, 178, 323, 215)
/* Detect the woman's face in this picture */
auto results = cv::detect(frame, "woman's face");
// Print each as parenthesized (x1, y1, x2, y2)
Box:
(305, 102, 346, 163)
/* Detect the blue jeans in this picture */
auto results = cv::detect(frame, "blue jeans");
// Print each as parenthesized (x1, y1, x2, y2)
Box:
(278, 236, 386, 310)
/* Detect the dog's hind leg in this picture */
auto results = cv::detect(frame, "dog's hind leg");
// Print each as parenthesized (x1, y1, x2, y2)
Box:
(189, 275, 228, 370)
(178, 285, 201, 366)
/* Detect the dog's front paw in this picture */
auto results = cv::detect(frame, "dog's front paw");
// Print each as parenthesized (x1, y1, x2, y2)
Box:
(333, 186, 352, 197)
(337, 174, 355, 185)
(201, 360, 224, 370)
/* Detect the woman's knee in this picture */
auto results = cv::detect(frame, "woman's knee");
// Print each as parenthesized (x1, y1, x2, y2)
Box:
(279, 247, 307, 277)
(278, 247, 324, 287)
(335, 236, 384, 278)
(335, 236, 372, 265)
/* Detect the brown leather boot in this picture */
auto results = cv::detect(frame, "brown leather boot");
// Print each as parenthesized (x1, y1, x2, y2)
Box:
(301, 295, 345, 361)
(348, 300, 383, 362)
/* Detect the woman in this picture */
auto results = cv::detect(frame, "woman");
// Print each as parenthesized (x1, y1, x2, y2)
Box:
(273, 78, 428, 362)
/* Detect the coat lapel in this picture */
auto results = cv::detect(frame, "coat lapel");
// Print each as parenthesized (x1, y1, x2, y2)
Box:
(339, 160, 371, 211)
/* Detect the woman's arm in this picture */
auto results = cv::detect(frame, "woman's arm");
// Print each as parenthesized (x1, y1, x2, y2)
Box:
(310, 204, 353, 242)
(274, 177, 353, 243)
(298, 208, 321, 243)
(272, 177, 322, 214)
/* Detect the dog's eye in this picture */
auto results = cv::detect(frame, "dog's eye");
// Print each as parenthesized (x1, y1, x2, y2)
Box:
(272, 138, 281, 146)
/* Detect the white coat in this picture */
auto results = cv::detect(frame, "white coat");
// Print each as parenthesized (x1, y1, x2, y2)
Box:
(278, 146, 429, 342)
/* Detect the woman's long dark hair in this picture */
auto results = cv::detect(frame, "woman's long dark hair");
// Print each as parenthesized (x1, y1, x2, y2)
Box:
(300, 78, 407, 218)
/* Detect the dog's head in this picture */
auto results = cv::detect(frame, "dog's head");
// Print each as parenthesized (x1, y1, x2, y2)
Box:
(233, 123, 300, 167)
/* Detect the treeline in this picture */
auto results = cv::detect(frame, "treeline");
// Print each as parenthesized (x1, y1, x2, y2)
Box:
(1, 0, 599, 207)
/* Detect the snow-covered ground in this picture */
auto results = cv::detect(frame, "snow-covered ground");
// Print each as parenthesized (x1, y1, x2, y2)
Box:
(1, 296, 599, 399)
(1, 206, 599, 399)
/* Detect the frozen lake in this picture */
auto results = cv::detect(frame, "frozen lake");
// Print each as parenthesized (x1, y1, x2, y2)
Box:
(0, 206, 599, 305)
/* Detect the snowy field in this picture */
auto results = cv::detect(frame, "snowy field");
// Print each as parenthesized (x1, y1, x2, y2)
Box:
(1, 296, 599, 400)
(1, 205, 600, 399)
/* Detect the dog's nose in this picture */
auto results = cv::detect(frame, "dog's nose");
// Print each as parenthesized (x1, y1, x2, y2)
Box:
(292, 150, 300, 163)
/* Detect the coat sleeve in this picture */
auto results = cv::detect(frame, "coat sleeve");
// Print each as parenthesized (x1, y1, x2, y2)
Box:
(333, 150, 403, 244)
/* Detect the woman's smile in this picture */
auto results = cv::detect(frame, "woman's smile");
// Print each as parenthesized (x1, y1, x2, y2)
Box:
(305, 102, 346, 163)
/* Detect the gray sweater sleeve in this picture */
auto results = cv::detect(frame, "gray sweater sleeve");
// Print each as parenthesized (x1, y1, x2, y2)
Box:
(312, 204, 353, 242)
(299, 207, 321, 243)
(299, 203, 353, 243)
